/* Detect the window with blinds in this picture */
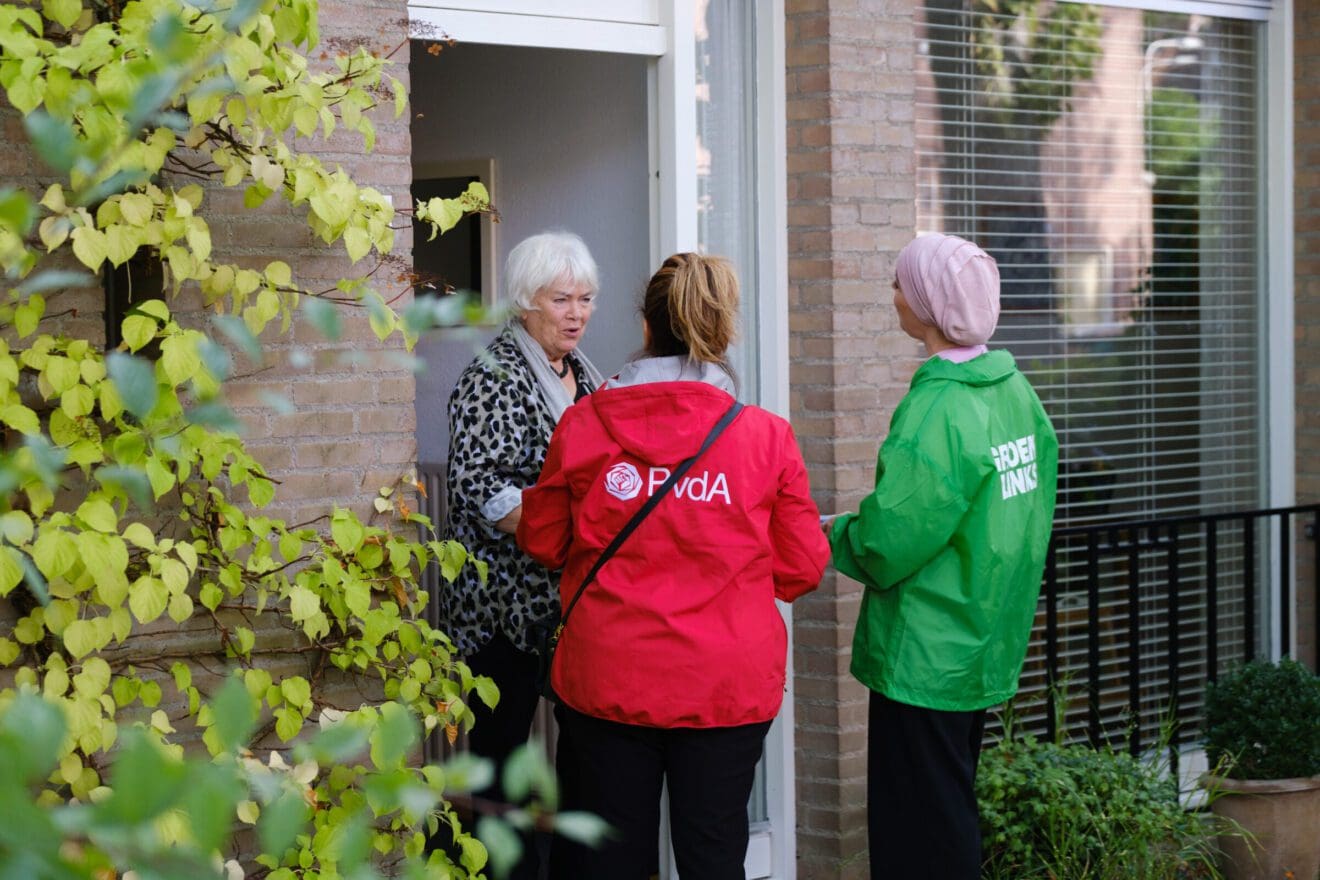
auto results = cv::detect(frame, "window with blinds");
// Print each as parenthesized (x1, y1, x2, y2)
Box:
(915, 1, 1264, 744)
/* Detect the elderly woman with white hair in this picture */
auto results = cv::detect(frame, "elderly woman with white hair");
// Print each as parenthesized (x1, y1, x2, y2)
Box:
(825, 233, 1059, 878)
(439, 230, 605, 878)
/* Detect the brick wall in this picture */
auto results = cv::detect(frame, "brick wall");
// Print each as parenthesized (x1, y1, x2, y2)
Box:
(786, 1, 919, 875)
(1296, 4, 1319, 671)
(228, 0, 417, 527)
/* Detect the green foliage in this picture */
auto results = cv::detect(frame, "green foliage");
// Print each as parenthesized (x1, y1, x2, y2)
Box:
(978, 730, 1224, 879)
(1203, 658, 1320, 781)
(0, 687, 519, 880)
(0, 1, 568, 878)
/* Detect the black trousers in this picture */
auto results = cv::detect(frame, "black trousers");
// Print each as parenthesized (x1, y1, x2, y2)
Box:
(867, 691, 987, 880)
(551, 704, 771, 880)
(463, 631, 545, 880)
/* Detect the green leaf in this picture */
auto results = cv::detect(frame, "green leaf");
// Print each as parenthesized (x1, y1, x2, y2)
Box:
(95, 465, 153, 511)
(279, 532, 302, 563)
(343, 226, 371, 262)
(210, 675, 258, 753)
(259, 787, 311, 859)
(0, 187, 36, 237)
(128, 575, 168, 623)
(160, 335, 201, 386)
(106, 352, 159, 420)
(171, 662, 192, 693)
(243, 668, 272, 699)
(179, 760, 246, 852)
(77, 532, 129, 605)
(122, 522, 156, 549)
(274, 706, 303, 741)
(552, 811, 614, 846)
(41, 355, 78, 394)
(118, 192, 155, 226)
(280, 676, 311, 710)
(366, 292, 395, 341)
(303, 296, 342, 341)
(501, 741, 558, 812)
(167, 591, 193, 622)
(248, 477, 275, 508)
(0, 546, 25, 597)
(14, 269, 92, 296)
(62, 618, 98, 659)
(76, 498, 118, 533)
(145, 456, 175, 499)
(0, 693, 66, 781)
(0, 403, 40, 436)
(458, 829, 490, 872)
(474, 676, 500, 711)
(225, 0, 265, 31)
(24, 111, 76, 174)
(121, 315, 158, 352)
(330, 511, 364, 554)
(0, 511, 33, 544)
(103, 730, 188, 823)
(199, 581, 223, 611)
(288, 585, 319, 621)
(184, 401, 240, 432)
(212, 314, 263, 363)
(32, 528, 77, 579)
(265, 260, 292, 287)
(344, 579, 369, 618)
(14, 297, 44, 338)
(369, 702, 417, 769)
(70, 225, 108, 271)
(477, 817, 522, 879)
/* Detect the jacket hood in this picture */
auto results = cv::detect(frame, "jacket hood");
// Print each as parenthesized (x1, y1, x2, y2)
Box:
(912, 348, 1018, 389)
(591, 357, 737, 464)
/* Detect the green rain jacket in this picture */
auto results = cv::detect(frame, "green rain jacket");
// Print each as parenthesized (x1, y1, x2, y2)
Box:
(830, 350, 1058, 712)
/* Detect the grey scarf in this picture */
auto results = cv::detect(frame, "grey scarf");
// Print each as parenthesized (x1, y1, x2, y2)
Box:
(509, 318, 605, 422)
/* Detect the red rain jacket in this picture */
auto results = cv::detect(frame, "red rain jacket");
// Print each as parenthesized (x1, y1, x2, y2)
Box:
(517, 379, 827, 728)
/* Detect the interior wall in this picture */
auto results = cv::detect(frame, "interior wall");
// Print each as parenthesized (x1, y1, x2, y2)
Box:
(410, 42, 652, 465)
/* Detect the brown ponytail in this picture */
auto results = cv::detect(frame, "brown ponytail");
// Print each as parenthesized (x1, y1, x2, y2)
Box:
(642, 253, 739, 364)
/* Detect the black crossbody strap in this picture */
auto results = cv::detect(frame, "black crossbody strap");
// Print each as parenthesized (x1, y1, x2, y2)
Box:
(559, 400, 744, 629)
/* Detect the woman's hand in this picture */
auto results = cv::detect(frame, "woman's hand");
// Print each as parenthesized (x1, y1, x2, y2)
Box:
(496, 505, 522, 535)
(820, 514, 837, 538)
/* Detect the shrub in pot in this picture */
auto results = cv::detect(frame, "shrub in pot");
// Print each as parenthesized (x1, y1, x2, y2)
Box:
(1202, 658, 1320, 880)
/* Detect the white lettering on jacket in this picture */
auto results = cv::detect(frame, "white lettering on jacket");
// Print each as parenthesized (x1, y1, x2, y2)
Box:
(990, 434, 1039, 500)
(641, 467, 732, 505)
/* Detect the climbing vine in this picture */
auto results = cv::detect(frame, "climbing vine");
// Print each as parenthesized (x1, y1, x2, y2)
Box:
(0, 2, 585, 878)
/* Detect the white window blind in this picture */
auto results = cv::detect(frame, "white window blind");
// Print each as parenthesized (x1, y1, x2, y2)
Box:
(915, 2, 1264, 745)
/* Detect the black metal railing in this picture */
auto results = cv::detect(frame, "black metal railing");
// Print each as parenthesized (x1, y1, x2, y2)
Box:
(1026, 503, 1320, 760)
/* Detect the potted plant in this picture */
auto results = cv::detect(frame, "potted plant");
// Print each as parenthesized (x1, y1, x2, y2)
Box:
(1202, 658, 1320, 880)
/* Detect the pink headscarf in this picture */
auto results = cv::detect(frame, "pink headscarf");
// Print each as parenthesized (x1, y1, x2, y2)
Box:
(894, 233, 1001, 346)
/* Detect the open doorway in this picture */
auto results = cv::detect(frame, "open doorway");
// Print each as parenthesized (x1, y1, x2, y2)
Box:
(411, 41, 652, 473)
(407, 11, 791, 876)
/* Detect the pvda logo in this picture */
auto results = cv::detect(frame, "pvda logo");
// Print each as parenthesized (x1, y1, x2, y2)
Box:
(604, 462, 643, 500)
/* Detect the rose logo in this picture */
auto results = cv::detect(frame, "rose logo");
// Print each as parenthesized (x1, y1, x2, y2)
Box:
(604, 462, 643, 501)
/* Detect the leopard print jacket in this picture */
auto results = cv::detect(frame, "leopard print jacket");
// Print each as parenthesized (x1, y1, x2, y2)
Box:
(440, 328, 594, 657)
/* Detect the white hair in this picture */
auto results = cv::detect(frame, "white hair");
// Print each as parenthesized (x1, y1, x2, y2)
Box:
(504, 231, 599, 313)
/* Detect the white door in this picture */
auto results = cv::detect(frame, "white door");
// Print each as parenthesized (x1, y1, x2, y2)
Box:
(408, 4, 793, 877)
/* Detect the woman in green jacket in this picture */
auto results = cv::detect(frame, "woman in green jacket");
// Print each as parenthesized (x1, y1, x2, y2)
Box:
(826, 233, 1058, 878)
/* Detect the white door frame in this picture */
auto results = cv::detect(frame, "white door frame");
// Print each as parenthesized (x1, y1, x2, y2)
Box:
(1263, 0, 1295, 659)
(405, 4, 795, 878)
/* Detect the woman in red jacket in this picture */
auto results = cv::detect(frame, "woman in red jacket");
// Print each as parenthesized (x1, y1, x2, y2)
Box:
(517, 253, 829, 879)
